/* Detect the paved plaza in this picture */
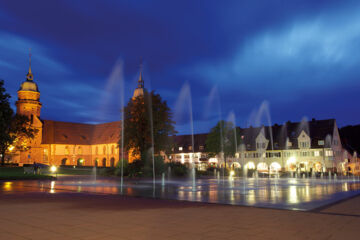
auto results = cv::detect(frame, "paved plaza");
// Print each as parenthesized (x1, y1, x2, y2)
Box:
(0, 187, 359, 240)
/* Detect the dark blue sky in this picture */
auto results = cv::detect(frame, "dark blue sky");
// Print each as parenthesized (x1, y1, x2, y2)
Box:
(1, 0, 360, 134)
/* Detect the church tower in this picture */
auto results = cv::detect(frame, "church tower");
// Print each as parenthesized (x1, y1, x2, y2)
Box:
(132, 60, 145, 98)
(16, 52, 42, 118)
(15, 52, 44, 165)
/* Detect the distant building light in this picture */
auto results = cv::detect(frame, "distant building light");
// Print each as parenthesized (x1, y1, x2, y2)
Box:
(179, 147, 183, 151)
(318, 140, 324, 146)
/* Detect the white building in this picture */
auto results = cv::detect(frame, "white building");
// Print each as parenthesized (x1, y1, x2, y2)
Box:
(171, 119, 347, 174)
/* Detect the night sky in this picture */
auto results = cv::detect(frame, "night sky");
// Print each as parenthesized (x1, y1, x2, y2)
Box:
(1, 0, 360, 134)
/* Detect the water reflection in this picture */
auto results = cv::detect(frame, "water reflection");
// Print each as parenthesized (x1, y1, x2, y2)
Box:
(50, 181, 56, 194)
(3, 181, 13, 191)
(1, 177, 360, 210)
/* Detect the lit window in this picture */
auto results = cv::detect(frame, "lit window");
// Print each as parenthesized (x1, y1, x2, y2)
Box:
(179, 147, 183, 151)
(314, 151, 319, 157)
(188, 146, 192, 151)
(199, 145, 204, 150)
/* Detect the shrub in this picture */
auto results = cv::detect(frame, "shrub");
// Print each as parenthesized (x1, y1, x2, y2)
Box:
(143, 156, 166, 177)
(114, 159, 129, 176)
(127, 160, 144, 177)
(166, 162, 188, 177)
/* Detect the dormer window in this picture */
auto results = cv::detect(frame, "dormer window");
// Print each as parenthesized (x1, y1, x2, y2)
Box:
(188, 146, 192, 151)
(179, 147, 183, 151)
(199, 145, 204, 150)
(297, 130, 310, 149)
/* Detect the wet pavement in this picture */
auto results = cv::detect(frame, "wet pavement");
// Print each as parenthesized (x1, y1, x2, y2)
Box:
(2, 175, 360, 211)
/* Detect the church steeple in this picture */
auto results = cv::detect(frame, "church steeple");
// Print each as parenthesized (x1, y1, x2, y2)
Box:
(26, 49, 34, 81)
(137, 58, 144, 88)
(133, 58, 145, 99)
(17, 52, 42, 117)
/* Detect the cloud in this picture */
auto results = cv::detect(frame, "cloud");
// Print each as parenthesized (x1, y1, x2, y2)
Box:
(186, 5, 360, 100)
(0, 31, 71, 74)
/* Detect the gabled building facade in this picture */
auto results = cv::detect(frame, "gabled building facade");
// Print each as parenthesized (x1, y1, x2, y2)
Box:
(170, 119, 347, 173)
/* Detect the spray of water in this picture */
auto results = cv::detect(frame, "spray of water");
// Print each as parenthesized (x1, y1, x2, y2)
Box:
(226, 111, 238, 155)
(103, 60, 125, 188)
(174, 83, 195, 187)
(254, 101, 274, 151)
(205, 86, 224, 169)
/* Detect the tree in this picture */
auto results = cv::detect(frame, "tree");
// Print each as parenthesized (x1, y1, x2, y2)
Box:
(205, 120, 238, 169)
(0, 80, 37, 166)
(122, 90, 177, 164)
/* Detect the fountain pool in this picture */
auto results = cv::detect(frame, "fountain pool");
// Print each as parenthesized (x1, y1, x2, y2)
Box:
(3, 176, 360, 211)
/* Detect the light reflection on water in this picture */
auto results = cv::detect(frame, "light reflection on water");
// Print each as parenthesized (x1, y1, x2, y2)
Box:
(1, 177, 360, 211)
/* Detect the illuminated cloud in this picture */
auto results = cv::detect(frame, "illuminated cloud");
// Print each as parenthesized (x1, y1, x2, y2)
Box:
(188, 6, 360, 99)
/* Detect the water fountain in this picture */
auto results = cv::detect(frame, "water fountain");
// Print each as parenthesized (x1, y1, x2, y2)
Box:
(191, 167, 196, 191)
(44, 77, 360, 212)
(92, 166, 97, 182)
(167, 166, 171, 180)
(205, 86, 224, 177)
(175, 83, 196, 188)
(161, 172, 165, 187)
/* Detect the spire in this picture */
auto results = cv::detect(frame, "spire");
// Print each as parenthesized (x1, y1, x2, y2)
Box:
(137, 57, 144, 88)
(26, 49, 34, 81)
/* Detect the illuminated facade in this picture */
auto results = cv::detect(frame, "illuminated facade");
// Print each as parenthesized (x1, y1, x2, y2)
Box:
(171, 119, 347, 173)
(8, 55, 136, 167)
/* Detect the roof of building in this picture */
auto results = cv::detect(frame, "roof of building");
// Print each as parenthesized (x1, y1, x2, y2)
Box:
(172, 119, 336, 153)
(19, 52, 39, 92)
(238, 119, 336, 151)
(42, 120, 121, 145)
(172, 133, 208, 153)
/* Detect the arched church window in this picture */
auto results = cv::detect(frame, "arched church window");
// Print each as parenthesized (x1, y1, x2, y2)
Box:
(111, 146, 114, 155)
(103, 146, 106, 154)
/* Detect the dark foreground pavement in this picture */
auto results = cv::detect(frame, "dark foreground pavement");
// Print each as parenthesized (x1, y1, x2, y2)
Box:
(0, 190, 360, 240)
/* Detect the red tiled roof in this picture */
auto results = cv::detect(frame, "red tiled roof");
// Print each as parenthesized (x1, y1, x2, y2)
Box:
(42, 120, 121, 145)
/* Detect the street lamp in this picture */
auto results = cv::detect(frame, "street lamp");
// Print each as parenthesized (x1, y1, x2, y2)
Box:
(50, 165, 58, 178)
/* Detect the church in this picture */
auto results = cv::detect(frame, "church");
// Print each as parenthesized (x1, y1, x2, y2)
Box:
(8, 56, 143, 167)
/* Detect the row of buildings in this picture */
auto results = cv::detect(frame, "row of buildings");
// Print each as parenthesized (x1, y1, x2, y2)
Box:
(6, 57, 359, 174)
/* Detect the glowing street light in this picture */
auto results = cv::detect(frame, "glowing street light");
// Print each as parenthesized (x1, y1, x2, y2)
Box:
(50, 165, 57, 173)
(50, 165, 58, 178)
